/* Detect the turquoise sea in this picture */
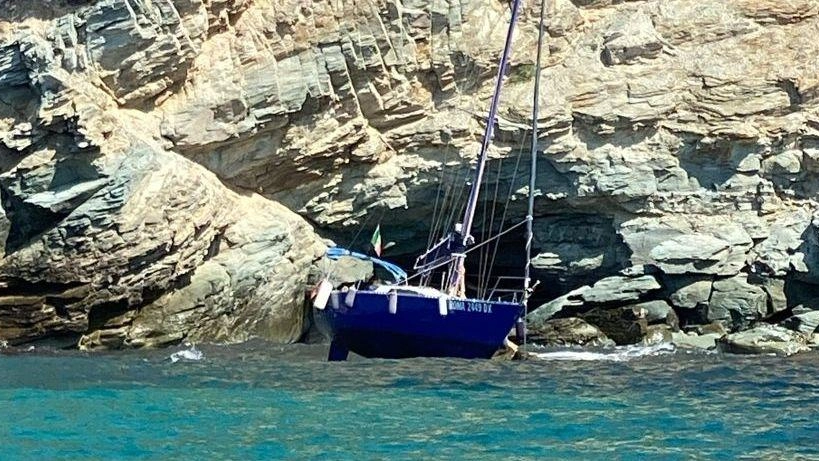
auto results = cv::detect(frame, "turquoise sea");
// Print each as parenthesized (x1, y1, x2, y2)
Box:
(2, 342, 818, 460)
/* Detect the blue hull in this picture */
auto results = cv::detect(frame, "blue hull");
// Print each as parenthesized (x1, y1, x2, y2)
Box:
(313, 290, 522, 360)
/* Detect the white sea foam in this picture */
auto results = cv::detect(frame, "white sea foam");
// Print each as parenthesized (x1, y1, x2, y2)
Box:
(170, 344, 204, 363)
(531, 342, 676, 362)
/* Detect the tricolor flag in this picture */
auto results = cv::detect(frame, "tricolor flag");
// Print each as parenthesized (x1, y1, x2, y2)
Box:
(371, 224, 382, 256)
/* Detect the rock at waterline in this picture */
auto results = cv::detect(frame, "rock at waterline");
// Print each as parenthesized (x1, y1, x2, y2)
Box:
(671, 331, 720, 350)
(717, 325, 810, 356)
(527, 317, 615, 348)
(580, 307, 648, 345)
(779, 310, 819, 335)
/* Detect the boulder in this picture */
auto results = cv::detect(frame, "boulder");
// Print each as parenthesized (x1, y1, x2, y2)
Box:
(581, 307, 648, 345)
(668, 278, 713, 310)
(322, 255, 374, 288)
(528, 274, 660, 324)
(527, 317, 615, 347)
(1, 134, 325, 348)
(779, 310, 819, 335)
(747, 209, 813, 278)
(642, 324, 674, 345)
(748, 275, 788, 316)
(582, 275, 662, 304)
(671, 331, 720, 350)
(707, 275, 768, 331)
(620, 217, 752, 276)
(627, 300, 679, 330)
(717, 325, 810, 356)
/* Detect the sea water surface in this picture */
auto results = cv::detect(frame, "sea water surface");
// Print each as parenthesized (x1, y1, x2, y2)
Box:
(2, 342, 818, 460)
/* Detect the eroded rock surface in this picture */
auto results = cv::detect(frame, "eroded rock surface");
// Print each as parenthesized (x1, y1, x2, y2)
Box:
(718, 325, 810, 356)
(3, 0, 819, 351)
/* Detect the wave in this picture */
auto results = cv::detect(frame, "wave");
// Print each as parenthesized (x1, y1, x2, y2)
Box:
(169, 344, 204, 363)
(530, 342, 678, 362)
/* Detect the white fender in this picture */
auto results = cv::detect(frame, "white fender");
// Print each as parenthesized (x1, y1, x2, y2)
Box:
(389, 290, 398, 314)
(312, 280, 333, 310)
(344, 287, 357, 307)
(438, 295, 448, 316)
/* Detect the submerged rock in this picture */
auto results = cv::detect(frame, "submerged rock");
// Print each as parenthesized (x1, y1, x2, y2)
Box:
(717, 325, 810, 356)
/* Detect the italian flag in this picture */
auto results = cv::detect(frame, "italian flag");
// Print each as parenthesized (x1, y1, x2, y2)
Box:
(371, 224, 382, 256)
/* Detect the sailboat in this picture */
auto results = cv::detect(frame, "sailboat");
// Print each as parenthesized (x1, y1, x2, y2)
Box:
(312, 0, 546, 361)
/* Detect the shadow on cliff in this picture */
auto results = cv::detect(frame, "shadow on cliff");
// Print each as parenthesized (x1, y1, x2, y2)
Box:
(675, 135, 759, 191)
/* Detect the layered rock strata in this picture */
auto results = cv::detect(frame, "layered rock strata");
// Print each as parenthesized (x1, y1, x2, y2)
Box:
(2, 0, 819, 351)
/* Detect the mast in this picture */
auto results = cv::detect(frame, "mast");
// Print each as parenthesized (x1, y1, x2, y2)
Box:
(447, 0, 523, 296)
(523, 0, 548, 344)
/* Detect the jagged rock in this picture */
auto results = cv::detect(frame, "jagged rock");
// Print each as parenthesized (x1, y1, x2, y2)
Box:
(583, 275, 662, 304)
(642, 324, 673, 345)
(527, 317, 615, 347)
(601, 9, 664, 66)
(718, 324, 810, 356)
(627, 300, 679, 330)
(707, 275, 768, 331)
(527, 291, 584, 327)
(780, 310, 819, 334)
(667, 278, 712, 310)
(105, 198, 324, 349)
(748, 209, 813, 278)
(1, 126, 324, 348)
(620, 217, 753, 276)
(4, 0, 819, 348)
(322, 255, 375, 288)
(529, 274, 660, 323)
(749, 275, 788, 316)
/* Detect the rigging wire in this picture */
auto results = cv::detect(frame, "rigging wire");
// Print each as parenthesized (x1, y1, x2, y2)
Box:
(427, 141, 452, 250)
(484, 129, 527, 297)
(482, 152, 504, 298)
(403, 218, 529, 286)
(523, 0, 550, 353)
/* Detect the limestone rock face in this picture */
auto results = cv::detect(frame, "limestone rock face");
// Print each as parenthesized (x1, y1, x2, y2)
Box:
(4, 0, 819, 348)
(0, 3, 325, 348)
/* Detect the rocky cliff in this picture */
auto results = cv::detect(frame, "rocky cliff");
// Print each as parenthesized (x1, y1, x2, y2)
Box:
(2, 0, 819, 350)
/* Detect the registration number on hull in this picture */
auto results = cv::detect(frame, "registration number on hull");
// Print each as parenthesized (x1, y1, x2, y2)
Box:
(448, 300, 493, 314)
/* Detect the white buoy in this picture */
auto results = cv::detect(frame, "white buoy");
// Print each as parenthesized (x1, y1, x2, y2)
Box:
(389, 290, 398, 314)
(345, 287, 357, 307)
(330, 291, 340, 309)
(312, 279, 333, 310)
(438, 295, 448, 316)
